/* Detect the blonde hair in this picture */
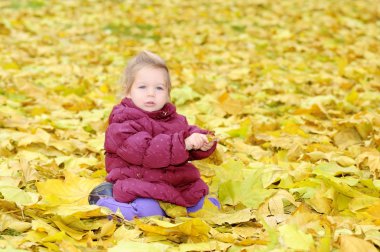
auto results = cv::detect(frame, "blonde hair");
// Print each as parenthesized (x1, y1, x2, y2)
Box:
(121, 51, 171, 95)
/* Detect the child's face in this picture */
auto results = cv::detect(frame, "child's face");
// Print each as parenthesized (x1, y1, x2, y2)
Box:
(127, 66, 170, 112)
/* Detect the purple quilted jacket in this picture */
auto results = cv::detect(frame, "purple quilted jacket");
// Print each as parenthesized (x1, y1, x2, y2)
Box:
(104, 98, 216, 207)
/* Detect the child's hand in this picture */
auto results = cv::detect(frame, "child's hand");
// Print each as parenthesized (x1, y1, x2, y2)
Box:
(185, 133, 208, 150)
(200, 132, 218, 151)
(200, 141, 215, 151)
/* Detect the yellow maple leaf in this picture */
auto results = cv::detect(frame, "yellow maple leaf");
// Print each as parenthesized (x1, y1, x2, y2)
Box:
(357, 150, 380, 179)
(35, 171, 102, 206)
(340, 235, 378, 252)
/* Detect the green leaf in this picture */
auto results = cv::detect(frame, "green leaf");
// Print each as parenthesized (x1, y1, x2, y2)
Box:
(0, 186, 39, 206)
(278, 224, 313, 250)
(171, 86, 201, 106)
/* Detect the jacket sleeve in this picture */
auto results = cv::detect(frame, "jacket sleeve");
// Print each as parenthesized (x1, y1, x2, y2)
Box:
(105, 120, 189, 169)
(187, 124, 217, 160)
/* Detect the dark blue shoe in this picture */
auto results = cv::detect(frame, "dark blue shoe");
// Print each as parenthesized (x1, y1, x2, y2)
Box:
(88, 182, 114, 205)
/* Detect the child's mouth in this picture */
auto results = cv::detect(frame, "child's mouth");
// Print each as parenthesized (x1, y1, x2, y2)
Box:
(145, 102, 156, 106)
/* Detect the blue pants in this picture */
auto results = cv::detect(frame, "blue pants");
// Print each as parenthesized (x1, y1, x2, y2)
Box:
(97, 196, 220, 220)
(89, 182, 220, 220)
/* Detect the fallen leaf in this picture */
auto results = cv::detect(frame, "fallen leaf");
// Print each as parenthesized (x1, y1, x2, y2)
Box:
(279, 224, 314, 250)
(36, 171, 102, 206)
(340, 235, 377, 252)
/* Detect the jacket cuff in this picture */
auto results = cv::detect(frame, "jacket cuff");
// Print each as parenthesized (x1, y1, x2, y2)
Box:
(189, 141, 217, 160)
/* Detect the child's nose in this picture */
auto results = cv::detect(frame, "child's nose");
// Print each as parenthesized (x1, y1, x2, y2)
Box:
(147, 88, 155, 96)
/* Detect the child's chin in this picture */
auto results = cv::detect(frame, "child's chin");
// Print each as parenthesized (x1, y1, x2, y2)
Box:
(143, 106, 160, 112)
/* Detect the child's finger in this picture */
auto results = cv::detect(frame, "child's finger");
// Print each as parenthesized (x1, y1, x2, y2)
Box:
(195, 135, 206, 146)
(198, 139, 206, 148)
(200, 141, 213, 151)
(204, 141, 212, 147)
(200, 134, 209, 143)
(201, 143, 212, 151)
(192, 139, 202, 149)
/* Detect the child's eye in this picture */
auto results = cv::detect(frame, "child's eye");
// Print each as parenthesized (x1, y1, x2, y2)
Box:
(138, 86, 146, 89)
(156, 86, 164, 90)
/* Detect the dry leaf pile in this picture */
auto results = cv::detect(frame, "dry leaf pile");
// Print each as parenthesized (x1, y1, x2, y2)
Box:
(0, 0, 379, 251)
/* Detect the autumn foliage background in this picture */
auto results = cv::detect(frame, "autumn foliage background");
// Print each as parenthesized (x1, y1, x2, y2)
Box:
(0, 0, 379, 251)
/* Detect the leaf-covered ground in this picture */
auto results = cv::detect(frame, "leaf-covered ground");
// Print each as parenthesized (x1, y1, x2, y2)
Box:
(1, 0, 379, 251)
